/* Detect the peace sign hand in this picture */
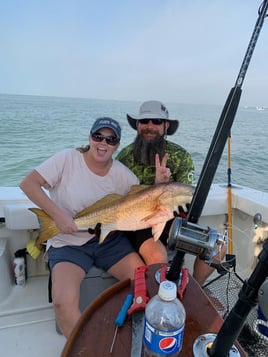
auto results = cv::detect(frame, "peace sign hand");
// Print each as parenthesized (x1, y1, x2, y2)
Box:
(155, 153, 171, 184)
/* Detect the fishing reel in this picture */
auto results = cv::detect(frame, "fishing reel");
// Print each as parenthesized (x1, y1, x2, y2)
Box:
(167, 217, 226, 263)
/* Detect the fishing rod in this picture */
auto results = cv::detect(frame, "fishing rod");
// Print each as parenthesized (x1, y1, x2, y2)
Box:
(188, 0, 268, 224)
(167, 2, 268, 355)
(207, 5, 268, 355)
(167, 0, 268, 277)
(227, 132, 233, 254)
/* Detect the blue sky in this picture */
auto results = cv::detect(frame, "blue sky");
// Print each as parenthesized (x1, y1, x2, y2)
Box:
(1, 0, 268, 106)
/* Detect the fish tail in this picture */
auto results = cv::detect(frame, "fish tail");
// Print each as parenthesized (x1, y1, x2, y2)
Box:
(29, 208, 60, 245)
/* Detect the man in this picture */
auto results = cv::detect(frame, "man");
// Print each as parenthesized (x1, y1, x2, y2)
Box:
(117, 100, 194, 185)
(116, 100, 225, 286)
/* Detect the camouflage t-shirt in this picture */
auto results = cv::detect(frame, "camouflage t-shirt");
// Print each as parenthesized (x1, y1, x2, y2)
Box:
(116, 141, 195, 185)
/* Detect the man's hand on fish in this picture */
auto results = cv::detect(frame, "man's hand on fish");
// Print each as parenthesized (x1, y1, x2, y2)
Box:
(174, 203, 191, 219)
(155, 153, 171, 184)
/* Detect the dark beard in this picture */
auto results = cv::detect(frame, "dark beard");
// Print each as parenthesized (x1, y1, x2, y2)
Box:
(133, 130, 166, 166)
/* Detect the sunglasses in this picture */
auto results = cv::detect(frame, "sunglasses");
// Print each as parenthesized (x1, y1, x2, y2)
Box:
(138, 119, 165, 125)
(91, 133, 120, 146)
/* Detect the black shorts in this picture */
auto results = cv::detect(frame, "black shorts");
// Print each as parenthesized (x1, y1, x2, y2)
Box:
(127, 219, 174, 251)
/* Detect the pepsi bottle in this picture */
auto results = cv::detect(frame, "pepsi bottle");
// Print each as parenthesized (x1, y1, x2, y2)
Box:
(143, 280, 185, 357)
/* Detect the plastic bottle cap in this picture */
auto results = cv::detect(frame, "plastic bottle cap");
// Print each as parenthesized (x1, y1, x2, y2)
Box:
(158, 281, 177, 301)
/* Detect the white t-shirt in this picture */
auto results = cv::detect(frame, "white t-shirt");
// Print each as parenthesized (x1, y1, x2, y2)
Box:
(36, 149, 139, 248)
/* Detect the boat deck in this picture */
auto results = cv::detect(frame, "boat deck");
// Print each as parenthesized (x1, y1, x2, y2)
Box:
(1, 184, 268, 356)
(0, 276, 65, 357)
(0, 261, 268, 356)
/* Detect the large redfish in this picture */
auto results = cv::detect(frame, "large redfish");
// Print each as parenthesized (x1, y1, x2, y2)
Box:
(29, 182, 194, 245)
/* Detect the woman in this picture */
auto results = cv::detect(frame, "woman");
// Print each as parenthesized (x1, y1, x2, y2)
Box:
(20, 117, 145, 338)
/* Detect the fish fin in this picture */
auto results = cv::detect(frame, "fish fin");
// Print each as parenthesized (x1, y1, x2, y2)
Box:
(142, 212, 157, 221)
(142, 204, 171, 223)
(127, 184, 150, 195)
(151, 222, 167, 241)
(29, 208, 59, 245)
(75, 194, 123, 218)
(98, 227, 112, 244)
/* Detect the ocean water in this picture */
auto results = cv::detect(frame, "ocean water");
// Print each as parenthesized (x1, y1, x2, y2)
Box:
(0, 93, 267, 192)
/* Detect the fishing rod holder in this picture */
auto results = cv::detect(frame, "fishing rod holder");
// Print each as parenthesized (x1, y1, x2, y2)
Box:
(167, 217, 226, 263)
(193, 333, 240, 357)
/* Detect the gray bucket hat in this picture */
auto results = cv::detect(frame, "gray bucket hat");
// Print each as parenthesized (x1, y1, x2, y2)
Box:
(126, 100, 179, 135)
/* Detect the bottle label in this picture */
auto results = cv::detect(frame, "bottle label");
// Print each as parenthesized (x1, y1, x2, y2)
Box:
(143, 318, 185, 355)
(13, 258, 25, 287)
